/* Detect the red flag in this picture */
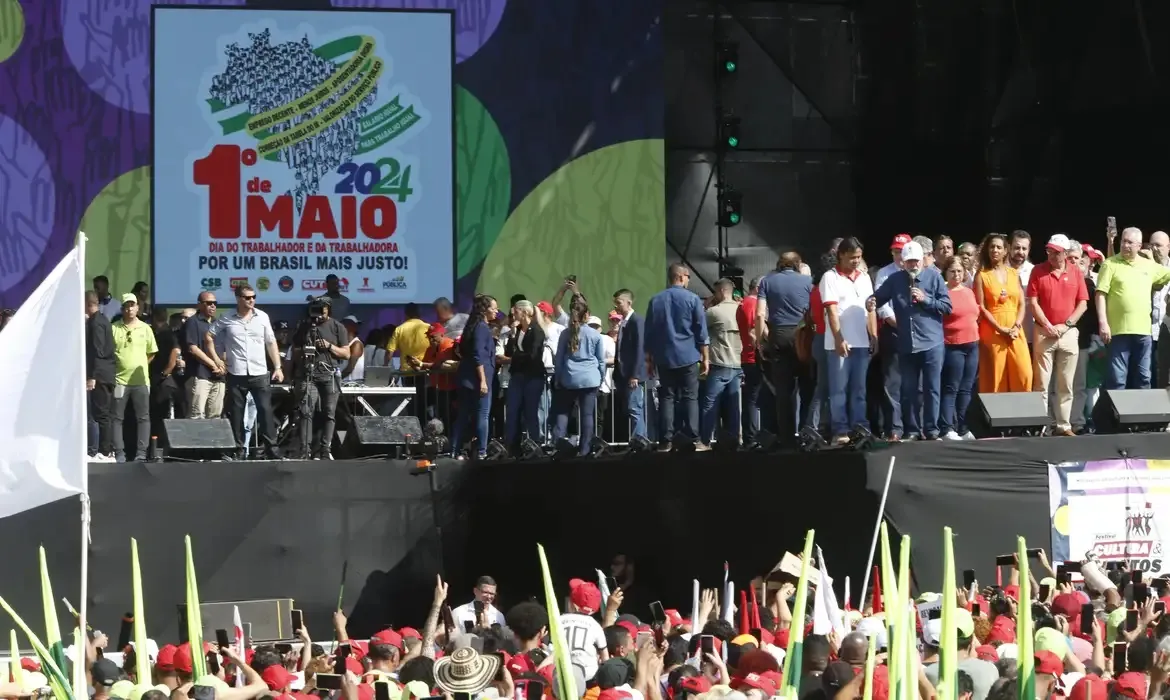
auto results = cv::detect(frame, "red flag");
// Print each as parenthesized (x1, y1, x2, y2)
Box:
(739, 590, 749, 634)
(870, 566, 883, 614)
(749, 585, 761, 629)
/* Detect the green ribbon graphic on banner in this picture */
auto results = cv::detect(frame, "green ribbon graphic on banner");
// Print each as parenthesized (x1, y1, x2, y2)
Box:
(205, 34, 422, 160)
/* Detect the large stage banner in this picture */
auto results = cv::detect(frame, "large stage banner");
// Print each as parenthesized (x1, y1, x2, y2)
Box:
(151, 7, 455, 306)
(1049, 460, 1170, 573)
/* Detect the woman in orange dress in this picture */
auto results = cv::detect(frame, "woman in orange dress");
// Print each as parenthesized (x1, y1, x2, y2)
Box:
(974, 233, 1033, 392)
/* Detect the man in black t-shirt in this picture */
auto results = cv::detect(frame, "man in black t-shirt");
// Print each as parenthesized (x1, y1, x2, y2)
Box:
(149, 308, 182, 444)
(290, 297, 350, 459)
(184, 292, 226, 418)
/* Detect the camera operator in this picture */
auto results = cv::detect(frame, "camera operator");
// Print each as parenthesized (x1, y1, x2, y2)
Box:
(291, 297, 350, 459)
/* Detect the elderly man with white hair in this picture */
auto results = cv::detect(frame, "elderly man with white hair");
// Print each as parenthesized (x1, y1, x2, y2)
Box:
(1095, 227, 1170, 390)
(1148, 230, 1170, 387)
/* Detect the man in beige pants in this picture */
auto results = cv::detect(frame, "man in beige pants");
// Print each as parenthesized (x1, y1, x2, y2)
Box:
(1026, 234, 1089, 435)
(183, 291, 226, 418)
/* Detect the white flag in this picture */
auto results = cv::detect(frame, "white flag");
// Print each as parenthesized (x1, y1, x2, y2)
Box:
(233, 606, 245, 688)
(0, 244, 87, 519)
(812, 547, 846, 639)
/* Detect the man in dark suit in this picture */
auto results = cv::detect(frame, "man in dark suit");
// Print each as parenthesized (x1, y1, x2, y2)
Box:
(85, 290, 116, 461)
(612, 288, 647, 442)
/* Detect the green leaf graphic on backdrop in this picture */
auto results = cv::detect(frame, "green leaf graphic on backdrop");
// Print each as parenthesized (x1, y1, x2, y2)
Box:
(478, 140, 665, 314)
(456, 86, 511, 278)
(82, 166, 151, 299)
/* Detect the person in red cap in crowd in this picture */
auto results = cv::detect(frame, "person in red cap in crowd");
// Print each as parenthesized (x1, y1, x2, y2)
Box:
(1034, 650, 1064, 699)
(1112, 671, 1147, 700)
(366, 628, 405, 681)
(562, 578, 609, 681)
(505, 600, 551, 678)
(263, 665, 298, 694)
(733, 671, 781, 700)
(1067, 674, 1107, 700)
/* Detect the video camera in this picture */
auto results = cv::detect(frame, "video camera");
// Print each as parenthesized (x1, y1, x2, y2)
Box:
(299, 297, 331, 364)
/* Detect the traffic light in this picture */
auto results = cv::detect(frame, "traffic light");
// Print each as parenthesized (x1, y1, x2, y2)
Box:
(716, 42, 739, 74)
(718, 188, 742, 227)
(718, 114, 741, 149)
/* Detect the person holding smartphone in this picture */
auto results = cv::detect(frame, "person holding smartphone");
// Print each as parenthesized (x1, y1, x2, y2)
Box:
(452, 576, 505, 629)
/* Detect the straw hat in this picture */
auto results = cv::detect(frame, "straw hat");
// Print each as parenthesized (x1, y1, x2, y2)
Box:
(433, 647, 500, 694)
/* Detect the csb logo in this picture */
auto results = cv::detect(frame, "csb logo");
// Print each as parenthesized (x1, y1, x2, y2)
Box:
(257, 277, 271, 291)
(278, 276, 294, 292)
(358, 277, 376, 293)
(201, 278, 222, 291)
(383, 276, 407, 290)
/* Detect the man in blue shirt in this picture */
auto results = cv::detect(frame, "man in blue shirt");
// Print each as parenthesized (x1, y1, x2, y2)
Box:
(644, 263, 709, 450)
(871, 241, 952, 440)
(753, 252, 813, 447)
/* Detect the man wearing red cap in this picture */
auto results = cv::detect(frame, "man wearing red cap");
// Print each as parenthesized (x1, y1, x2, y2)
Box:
(414, 322, 458, 428)
(1026, 234, 1088, 436)
(561, 579, 609, 681)
(367, 628, 404, 681)
(1034, 650, 1064, 699)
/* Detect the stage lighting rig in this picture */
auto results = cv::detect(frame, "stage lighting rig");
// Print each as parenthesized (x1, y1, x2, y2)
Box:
(718, 188, 742, 227)
(716, 42, 739, 74)
(718, 113, 741, 150)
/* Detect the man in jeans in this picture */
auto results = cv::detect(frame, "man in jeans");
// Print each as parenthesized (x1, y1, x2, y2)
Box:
(1095, 228, 1170, 389)
(184, 291, 225, 418)
(700, 278, 743, 445)
(85, 291, 116, 461)
(754, 252, 813, 448)
(111, 293, 157, 462)
(205, 284, 284, 459)
(644, 263, 709, 451)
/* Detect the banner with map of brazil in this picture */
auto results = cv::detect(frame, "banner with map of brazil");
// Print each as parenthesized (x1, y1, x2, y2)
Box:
(1049, 460, 1170, 574)
(151, 6, 454, 305)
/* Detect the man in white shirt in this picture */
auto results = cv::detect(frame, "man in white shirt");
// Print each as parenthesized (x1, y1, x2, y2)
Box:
(205, 284, 284, 459)
(1010, 230, 1035, 342)
(560, 579, 608, 681)
(93, 275, 122, 319)
(452, 575, 506, 630)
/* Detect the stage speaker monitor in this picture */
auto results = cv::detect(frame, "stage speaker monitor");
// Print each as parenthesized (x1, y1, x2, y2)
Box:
(163, 418, 235, 458)
(182, 599, 295, 642)
(968, 391, 1049, 438)
(1092, 389, 1170, 434)
(344, 416, 423, 456)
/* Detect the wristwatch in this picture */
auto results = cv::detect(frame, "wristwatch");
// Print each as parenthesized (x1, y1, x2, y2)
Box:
(1065, 319, 1076, 327)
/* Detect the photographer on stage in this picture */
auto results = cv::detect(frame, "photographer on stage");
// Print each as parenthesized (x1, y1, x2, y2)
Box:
(290, 296, 350, 459)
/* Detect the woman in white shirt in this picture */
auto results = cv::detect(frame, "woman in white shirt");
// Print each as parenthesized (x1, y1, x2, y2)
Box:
(342, 316, 365, 383)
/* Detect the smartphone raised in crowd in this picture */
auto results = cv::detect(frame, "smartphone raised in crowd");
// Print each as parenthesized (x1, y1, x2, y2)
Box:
(1135, 583, 1150, 607)
(375, 682, 392, 700)
(995, 554, 1015, 567)
(971, 602, 981, 617)
(1027, 548, 1043, 558)
(962, 569, 976, 589)
(605, 576, 619, 593)
(317, 674, 342, 691)
(1127, 609, 1139, 632)
(649, 601, 666, 625)
(215, 628, 231, 649)
(700, 635, 715, 656)
(1157, 601, 1167, 616)
(1113, 642, 1127, 675)
(334, 643, 351, 673)
(291, 609, 304, 632)
(1039, 584, 1051, 602)
(1081, 604, 1095, 636)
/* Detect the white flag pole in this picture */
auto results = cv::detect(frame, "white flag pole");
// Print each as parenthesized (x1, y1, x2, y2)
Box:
(76, 232, 91, 698)
(859, 456, 895, 608)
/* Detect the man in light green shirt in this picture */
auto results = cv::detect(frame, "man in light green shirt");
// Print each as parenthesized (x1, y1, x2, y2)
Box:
(111, 293, 158, 462)
(1095, 227, 1170, 389)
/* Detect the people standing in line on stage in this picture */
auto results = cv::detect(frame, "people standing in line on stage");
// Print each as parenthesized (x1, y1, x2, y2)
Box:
(410, 323, 458, 430)
(700, 278, 743, 446)
(323, 274, 350, 321)
(184, 291, 225, 419)
(914, 235, 935, 269)
(934, 235, 954, 265)
(958, 242, 979, 287)
(873, 233, 911, 441)
(939, 256, 980, 440)
(820, 238, 878, 446)
(452, 575, 506, 629)
(205, 284, 284, 460)
(502, 299, 546, 451)
(975, 233, 1032, 393)
(872, 241, 952, 440)
(754, 252, 813, 449)
(1026, 234, 1088, 436)
(451, 294, 499, 460)
(644, 263, 710, 452)
(111, 293, 157, 463)
(1071, 243, 1102, 434)
(1096, 227, 1170, 390)
(85, 290, 116, 462)
(1009, 231, 1035, 347)
(290, 297, 349, 460)
(434, 296, 469, 340)
(552, 297, 605, 456)
(612, 288, 647, 444)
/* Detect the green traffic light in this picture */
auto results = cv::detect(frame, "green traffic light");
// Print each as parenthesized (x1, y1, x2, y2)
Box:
(728, 136, 738, 148)
(725, 61, 737, 73)
(730, 213, 740, 224)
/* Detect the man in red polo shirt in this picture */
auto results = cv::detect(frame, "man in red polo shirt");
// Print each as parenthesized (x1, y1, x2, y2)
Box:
(1027, 233, 1089, 436)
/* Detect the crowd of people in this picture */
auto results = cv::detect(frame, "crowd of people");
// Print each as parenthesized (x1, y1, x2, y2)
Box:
(50, 221, 1170, 462)
(2, 549, 1163, 700)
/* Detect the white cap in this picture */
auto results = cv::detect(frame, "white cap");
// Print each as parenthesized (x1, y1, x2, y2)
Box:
(997, 642, 1019, 659)
(586, 315, 602, 327)
(923, 618, 942, 646)
(900, 241, 924, 262)
(856, 617, 888, 650)
(1047, 234, 1073, 252)
(342, 315, 361, 324)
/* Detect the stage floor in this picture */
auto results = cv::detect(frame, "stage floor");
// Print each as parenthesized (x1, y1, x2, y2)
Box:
(1, 433, 1165, 643)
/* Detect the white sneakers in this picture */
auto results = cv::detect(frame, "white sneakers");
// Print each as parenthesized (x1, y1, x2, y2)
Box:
(943, 431, 976, 441)
(89, 453, 115, 462)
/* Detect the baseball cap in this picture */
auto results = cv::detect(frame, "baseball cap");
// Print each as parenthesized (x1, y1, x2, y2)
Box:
(1082, 243, 1104, 261)
(891, 234, 912, 250)
(92, 658, 122, 687)
(1034, 650, 1063, 676)
(1047, 234, 1073, 252)
(1068, 675, 1107, 700)
(856, 616, 888, 651)
(1114, 672, 1147, 700)
(536, 301, 554, 315)
(586, 316, 602, 327)
(398, 627, 422, 640)
(343, 315, 361, 325)
(733, 672, 781, 697)
(262, 665, 297, 691)
(156, 644, 177, 671)
(371, 628, 404, 649)
(121, 293, 138, 305)
(923, 618, 942, 646)
(427, 322, 445, 336)
(900, 241, 924, 262)
(569, 578, 602, 615)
